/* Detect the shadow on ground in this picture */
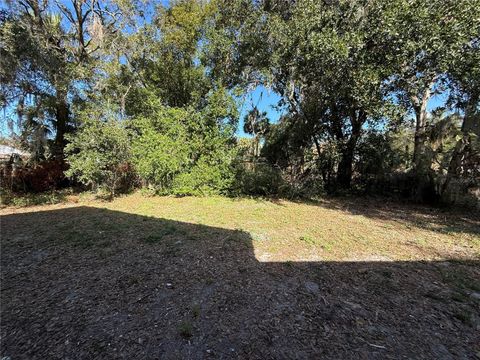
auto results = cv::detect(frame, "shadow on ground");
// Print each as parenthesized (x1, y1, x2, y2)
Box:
(1, 207, 479, 359)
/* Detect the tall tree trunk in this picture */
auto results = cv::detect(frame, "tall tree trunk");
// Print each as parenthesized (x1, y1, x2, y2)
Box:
(336, 111, 365, 188)
(410, 79, 446, 202)
(337, 141, 356, 188)
(441, 94, 480, 195)
(53, 90, 69, 159)
(411, 80, 435, 174)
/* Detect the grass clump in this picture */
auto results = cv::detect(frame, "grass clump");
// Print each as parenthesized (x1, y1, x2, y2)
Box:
(191, 304, 201, 318)
(439, 267, 480, 292)
(178, 321, 193, 338)
(0, 189, 74, 208)
(453, 310, 474, 326)
(299, 235, 316, 245)
(143, 224, 179, 244)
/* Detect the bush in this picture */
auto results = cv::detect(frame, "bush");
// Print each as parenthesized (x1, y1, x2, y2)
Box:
(355, 131, 411, 191)
(131, 107, 191, 190)
(233, 161, 286, 196)
(172, 157, 235, 196)
(131, 104, 236, 195)
(65, 117, 134, 197)
(2, 159, 68, 193)
(22, 159, 69, 192)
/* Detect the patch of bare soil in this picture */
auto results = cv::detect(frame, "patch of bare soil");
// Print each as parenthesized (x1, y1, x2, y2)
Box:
(1, 205, 479, 359)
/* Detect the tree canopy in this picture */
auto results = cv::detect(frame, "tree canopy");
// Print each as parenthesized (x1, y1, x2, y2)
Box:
(1, 0, 479, 204)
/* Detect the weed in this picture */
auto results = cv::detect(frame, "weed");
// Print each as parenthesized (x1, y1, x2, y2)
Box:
(143, 224, 178, 244)
(143, 234, 163, 244)
(321, 243, 333, 251)
(178, 321, 193, 338)
(163, 241, 181, 256)
(382, 270, 393, 279)
(439, 267, 480, 292)
(192, 304, 201, 318)
(299, 235, 316, 245)
(453, 310, 473, 326)
(451, 291, 469, 303)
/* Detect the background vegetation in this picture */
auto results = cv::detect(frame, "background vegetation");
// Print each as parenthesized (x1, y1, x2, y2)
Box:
(1, 0, 479, 207)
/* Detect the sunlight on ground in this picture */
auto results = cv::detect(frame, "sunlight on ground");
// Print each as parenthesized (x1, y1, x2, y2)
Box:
(2, 192, 478, 263)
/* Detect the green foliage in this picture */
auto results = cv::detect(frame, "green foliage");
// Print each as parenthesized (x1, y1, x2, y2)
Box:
(119, 0, 240, 196)
(131, 106, 190, 189)
(373, 0, 480, 172)
(0, 1, 123, 158)
(65, 108, 132, 196)
(131, 97, 237, 196)
(356, 130, 412, 185)
(233, 162, 286, 197)
(2, 0, 479, 205)
(211, 0, 479, 200)
(299, 235, 316, 246)
(171, 155, 235, 196)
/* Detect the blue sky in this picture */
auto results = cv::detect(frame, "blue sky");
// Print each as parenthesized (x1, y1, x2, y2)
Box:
(236, 86, 285, 137)
(427, 91, 449, 112)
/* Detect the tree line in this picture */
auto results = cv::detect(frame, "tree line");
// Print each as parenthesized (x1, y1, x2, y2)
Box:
(1, 0, 479, 205)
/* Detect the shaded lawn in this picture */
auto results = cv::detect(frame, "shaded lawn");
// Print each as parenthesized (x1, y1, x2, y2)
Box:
(1, 194, 479, 359)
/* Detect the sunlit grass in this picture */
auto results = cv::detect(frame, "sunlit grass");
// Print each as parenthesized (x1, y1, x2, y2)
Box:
(2, 192, 479, 262)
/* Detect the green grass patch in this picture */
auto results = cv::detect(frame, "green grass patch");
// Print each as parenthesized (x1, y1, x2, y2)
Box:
(453, 309, 474, 326)
(178, 321, 193, 338)
(143, 224, 181, 244)
(299, 235, 316, 245)
(439, 266, 480, 292)
(191, 304, 201, 318)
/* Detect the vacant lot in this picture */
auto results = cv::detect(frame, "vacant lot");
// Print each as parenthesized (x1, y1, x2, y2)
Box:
(1, 194, 479, 359)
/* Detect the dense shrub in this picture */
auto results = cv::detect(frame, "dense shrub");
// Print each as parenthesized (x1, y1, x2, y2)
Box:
(2, 159, 69, 193)
(131, 103, 237, 195)
(131, 107, 191, 190)
(65, 117, 134, 196)
(355, 131, 411, 190)
(233, 161, 286, 196)
(22, 159, 69, 192)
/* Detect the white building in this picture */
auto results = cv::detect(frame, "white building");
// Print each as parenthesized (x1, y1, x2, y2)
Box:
(0, 145, 30, 163)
